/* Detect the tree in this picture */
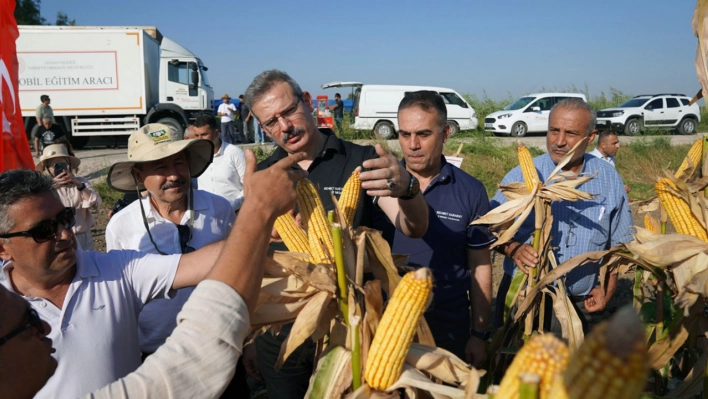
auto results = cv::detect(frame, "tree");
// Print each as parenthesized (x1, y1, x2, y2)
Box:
(14, 0, 45, 25)
(55, 11, 76, 26)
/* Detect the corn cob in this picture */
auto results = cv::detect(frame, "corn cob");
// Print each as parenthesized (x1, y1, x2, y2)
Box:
(339, 167, 361, 226)
(655, 178, 708, 241)
(643, 213, 660, 234)
(274, 213, 311, 259)
(674, 138, 702, 179)
(496, 334, 569, 399)
(518, 141, 540, 193)
(550, 307, 648, 399)
(296, 179, 335, 264)
(364, 268, 433, 391)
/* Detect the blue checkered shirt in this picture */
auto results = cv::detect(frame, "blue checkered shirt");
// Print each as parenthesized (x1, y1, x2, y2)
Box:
(491, 153, 633, 296)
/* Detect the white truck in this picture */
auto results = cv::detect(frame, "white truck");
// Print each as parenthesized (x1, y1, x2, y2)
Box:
(16, 26, 214, 148)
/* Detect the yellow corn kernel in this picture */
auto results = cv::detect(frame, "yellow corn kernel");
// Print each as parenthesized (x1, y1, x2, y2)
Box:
(274, 213, 311, 259)
(296, 179, 335, 264)
(496, 334, 569, 399)
(561, 307, 648, 399)
(518, 141, 540, 193)
(339, 167, 361, 227)
(364, 268, 433, 391)
(655, 178, 708, 241)
(643, 213, 660, 234)
(674, 138, 702, 179)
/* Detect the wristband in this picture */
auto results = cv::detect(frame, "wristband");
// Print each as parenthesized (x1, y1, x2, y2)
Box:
(78, 183, 86, 191)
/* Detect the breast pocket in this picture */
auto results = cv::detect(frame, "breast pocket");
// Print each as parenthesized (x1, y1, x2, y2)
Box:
(588, 195, 611, 247)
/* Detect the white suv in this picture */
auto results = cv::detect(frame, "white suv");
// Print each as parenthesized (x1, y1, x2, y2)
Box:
(596, 94, 700, 135)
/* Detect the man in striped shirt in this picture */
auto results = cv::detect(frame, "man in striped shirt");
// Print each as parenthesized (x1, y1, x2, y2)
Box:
(492, 98, 633, 333)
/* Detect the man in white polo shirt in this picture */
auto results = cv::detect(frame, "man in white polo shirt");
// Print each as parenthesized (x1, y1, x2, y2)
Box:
(192, 114, 246, 211)
(105, 123, 235, 360)
(0, 168, 227, 399)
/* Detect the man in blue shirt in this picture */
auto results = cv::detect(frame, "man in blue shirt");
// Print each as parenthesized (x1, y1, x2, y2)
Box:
(492, 98, 633, 332)
(392, 91, 495, 368)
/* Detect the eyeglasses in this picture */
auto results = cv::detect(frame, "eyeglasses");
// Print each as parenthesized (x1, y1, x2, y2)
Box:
(177, 224, 195, 254)
(259, 96, 303, 133)
(0, 308, 45, 346)
(0, 207, 76, 243)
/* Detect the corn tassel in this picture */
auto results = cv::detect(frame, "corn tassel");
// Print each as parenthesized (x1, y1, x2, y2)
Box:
(549, 307, 648, 399)
(519, 141, 540, 193)
(364, 268, 433, 391)
(655, 178, 708, 241)
(496, 334, 569, 399)
(642, 213, 660, 234)
(297, 179, 335, 263)
(339, 167, 361, 227)
(274, 213, 311, 259)
(674, 138, 702, 179)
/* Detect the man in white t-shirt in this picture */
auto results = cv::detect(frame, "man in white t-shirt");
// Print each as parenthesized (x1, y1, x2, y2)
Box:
(0, 168, 228, 399)
(192, 115, 246, 211)
(217, 93, 240, 144)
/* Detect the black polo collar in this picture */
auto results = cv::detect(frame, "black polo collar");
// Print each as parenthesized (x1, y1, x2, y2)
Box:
(266, 128, 343, 166)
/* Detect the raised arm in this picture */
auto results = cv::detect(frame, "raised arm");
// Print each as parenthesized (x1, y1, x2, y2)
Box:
(360, 144, 428, 237)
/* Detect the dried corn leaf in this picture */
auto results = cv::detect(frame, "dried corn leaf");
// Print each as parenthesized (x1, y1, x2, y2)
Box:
(251, 300, 312, 328)
(636, 197, 660, 214)
(470, 192, 535, 227)
(693, 0, 708, 103)
(463, 367, 484, 399)
(345, 384, 398, 399)
(364, 280, 384, 335)
(387, 365, 467, 398)
(276, 291, 334, 370)
(542, 285, 584, 351)
(647, 314, 692, 370)
(272, 251, 338, 293)
(416, 317, 436, 347)
(304, 345, 352, 399)
(363, 227, 402, 296)
(625, 228, 708, 267)
(406, 343, 476, 386)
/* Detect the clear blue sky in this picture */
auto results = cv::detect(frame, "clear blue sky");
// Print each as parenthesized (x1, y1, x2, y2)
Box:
(40, 0, 699, 102)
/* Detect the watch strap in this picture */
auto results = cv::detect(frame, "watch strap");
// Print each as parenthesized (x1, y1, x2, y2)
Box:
(470, 329, 490, 340)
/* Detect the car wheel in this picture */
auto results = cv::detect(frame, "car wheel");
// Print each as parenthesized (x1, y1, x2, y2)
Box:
(157, 117, 184, 137)
(373, 121, 395, 139)
(446, 121, 460, 137)
(624, 118, 641, 136)
(510, 122, 527, 137)
(678, 118, 697, 135)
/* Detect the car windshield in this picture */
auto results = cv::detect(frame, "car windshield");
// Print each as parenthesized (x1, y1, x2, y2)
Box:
(504, 97, 536, 111)
(618, 98, 649, 108)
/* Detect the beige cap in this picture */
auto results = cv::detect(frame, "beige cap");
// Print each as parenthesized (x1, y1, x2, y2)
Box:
(36, 144, 81, 172)
(107, 123, 213, 192)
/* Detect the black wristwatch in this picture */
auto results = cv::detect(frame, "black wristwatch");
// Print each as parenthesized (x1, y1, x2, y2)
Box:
(470, 329, 490, 341)
(78, 183, 86, 191)
(399, 173, 420, 200)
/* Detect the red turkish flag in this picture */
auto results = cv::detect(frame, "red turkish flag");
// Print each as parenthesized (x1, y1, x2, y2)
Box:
(1, 0, 35, 171)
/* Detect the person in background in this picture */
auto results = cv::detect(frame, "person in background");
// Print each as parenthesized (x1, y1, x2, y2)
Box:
(331, 92, 344, 134)
(33, 116, 64, 158)
(239, 94, 254, 143)
(36, 144, 101, 250)
(0, 151, 307, 399)
(254, 114, 266, 145)
(248, 69, 429, 399)
(51, 137, 77, 174)
(492, 98, 633, 333)
(193, 115, 247, 211)
(217, 94, 239, 144)
(30, 94, 55, 151)
(183, 125, 195, 140)
(589, 129, 631, 194)
(392, 91, 494, 368)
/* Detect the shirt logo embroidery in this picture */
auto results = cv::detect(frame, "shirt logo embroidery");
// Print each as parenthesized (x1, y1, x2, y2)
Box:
(436, 211, 463, 222)
(148, 129, 170, 144)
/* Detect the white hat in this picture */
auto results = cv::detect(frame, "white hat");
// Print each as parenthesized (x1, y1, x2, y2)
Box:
(107, 123, 213, 192)
(36, 144, 80, 172)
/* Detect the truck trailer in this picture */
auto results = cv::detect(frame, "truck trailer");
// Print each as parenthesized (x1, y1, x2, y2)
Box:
(17, 25, 214, 148)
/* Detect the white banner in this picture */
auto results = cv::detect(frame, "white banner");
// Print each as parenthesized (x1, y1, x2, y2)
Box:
(17, 52, 118, 91)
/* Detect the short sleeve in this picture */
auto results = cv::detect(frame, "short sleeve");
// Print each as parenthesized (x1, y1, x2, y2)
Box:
(123, 251, 181, 302)
(467, 184, 496, 248)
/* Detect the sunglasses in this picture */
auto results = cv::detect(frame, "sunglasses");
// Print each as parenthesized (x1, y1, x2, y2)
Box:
(177, 224, 195, 254)
(0, 207, 76, 243)
(0, 308, 45, 346)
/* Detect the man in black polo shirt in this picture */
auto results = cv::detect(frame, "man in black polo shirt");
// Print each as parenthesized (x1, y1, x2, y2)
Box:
(392, 91, 495, 368)
(246, 69, 429, 399)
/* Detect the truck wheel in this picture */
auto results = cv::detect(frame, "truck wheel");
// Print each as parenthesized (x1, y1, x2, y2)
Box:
(373, 121, 395, 139)
(70, 136, 90, 150)
(678, 118, 697, 135)
(157, 118, 184, 137)
(624, 118, 641, 136)
(510, 122, 527, 137)
(446, 121, 459, 137)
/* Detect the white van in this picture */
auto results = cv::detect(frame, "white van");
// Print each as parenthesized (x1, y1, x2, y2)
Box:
(485, 93, 587, 137)
(321, 82, 478, 139)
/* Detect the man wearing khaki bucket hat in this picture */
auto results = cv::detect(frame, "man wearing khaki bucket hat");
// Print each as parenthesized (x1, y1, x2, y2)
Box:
(105, 123, 236, 359)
